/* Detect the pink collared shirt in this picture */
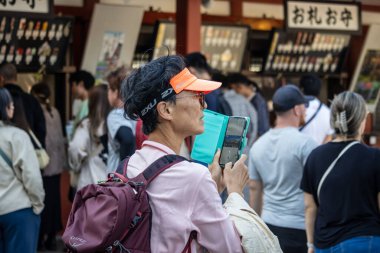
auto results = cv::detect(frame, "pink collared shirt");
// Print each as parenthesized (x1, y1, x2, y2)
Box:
(126, 140, 242, 253)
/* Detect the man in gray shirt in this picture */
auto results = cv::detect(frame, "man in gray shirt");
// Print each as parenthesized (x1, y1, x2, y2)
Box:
(249, 84, 318, 253)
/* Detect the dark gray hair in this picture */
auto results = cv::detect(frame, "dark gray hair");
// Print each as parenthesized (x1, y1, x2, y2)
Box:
(330, 91, 367, 138)
(121, 55, 185, 135)
(0, 87, 13, 122)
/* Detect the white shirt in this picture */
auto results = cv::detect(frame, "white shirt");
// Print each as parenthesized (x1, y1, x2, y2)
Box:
(302, 98, 334, 145)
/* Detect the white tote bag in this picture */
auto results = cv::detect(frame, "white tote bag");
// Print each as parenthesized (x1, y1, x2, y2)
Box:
(224, 193, 283, 253)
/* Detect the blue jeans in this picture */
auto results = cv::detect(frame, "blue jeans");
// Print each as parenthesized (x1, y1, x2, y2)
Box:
(316, 236, 380, 253)
(0, 208, 41, 253)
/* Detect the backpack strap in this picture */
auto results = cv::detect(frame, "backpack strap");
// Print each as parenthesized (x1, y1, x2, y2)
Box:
(142, 154, 187, 185)
(107, 157, 131, 183)
(116, 157, 130, 176)
(181, 231, 197, 253)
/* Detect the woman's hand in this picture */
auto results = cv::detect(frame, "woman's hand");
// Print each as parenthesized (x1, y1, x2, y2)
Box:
(208, 149, 225, 193)
(224, 155, 249, 196)
(308, 247, 314, 253)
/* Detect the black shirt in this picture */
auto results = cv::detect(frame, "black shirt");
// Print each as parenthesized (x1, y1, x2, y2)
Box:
(301, 141, 380, 249)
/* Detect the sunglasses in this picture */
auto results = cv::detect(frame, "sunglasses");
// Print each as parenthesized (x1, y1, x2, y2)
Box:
(176, 92, 205, 108)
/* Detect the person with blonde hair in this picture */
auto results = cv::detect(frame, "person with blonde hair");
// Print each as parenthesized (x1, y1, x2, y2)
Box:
(301, 91, 380, 253)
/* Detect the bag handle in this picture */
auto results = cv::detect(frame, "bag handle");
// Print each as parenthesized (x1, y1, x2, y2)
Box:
(107, 157, 130, 183)
(28, 129, 43, 149)
(317, 141, 359, 202)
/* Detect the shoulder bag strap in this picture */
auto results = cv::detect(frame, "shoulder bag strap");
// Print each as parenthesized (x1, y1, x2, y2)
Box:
(299, 101, 323, 131)
(317, 141, 360, 202)
(28, 129, 42, 149)
(110, 157, 130, 182)
(0, 147, 12, 169)
(116, 156, 130, 175)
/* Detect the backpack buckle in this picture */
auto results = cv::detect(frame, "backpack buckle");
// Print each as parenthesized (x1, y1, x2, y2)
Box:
(112, 240, 130, 253)
(129, 181, 144, 187)
(128, 182, 145, 199)
(130, 211, 142, 228)
(107, 173, 126, 183)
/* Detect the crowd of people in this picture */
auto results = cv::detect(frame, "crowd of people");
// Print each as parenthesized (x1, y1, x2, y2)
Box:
(0, 50, 379, 253)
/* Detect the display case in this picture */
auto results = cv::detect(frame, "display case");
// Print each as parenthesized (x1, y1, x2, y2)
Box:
(0, 15, 73, 73)
(263, 29, 350, 75)
(152, 21, 249, 73)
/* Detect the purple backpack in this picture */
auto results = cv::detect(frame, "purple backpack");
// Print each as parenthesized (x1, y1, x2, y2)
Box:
(62, 155, 196, 253)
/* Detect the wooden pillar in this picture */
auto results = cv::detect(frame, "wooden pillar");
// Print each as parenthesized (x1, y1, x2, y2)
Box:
(176, 0, 201, 55)
(230, 0, 243, 19)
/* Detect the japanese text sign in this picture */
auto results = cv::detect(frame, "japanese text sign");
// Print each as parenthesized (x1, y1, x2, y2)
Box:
(0, 0, 52, 16)
(285, 1, 361, 34)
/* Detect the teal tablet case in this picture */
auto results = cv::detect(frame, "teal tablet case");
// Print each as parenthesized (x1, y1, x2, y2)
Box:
(191, 109, 250, 165)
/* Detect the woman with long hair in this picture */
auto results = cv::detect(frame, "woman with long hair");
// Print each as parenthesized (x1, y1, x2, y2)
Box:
(31, 82, 66, 250)
(68, 84, 111, 190)
(0, 87, 44, 253)
(301, 91, 380, 253)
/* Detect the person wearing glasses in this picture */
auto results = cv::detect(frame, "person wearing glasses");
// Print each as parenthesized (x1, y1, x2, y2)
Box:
(120, 55, 248, 252)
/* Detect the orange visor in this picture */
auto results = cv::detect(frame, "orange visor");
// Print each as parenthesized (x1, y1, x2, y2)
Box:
(169, 68, 221, 94)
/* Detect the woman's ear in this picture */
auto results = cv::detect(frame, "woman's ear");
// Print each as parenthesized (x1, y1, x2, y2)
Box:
(156, 101, 174, 121)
